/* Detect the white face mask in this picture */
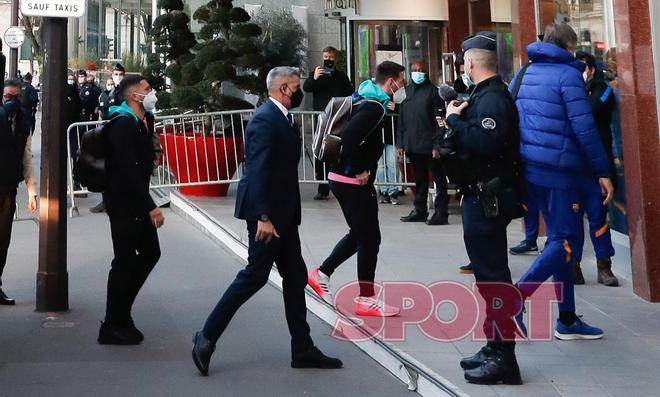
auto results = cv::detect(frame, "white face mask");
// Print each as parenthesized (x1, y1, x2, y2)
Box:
(462, 60, 475, 87)
(106, 84, 115, 91)
(138, 90, 158, 112)
(67, 79, 75, 86)
(392, 85, 407, 104)
(112, 75, 123, 85)
(78, 77, 85, 84)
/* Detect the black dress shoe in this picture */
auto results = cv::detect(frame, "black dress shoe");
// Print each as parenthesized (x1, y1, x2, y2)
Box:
(0, 289, 15, 305)
(291, 346, 343, 369)
(460, 345, 493, 370)
(426, 213, 448, 225)
(98, 322, 142, 345)
(400, 209, 428, 222)
(127, 318, 144, 342)
(192, 331, 215, 376)
(464, 349, 522, 385)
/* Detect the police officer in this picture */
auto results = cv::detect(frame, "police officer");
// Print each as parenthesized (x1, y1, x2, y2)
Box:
(20, 73, 39, 134)
(98, 78, 115, 120)
(79, 73, 102, 122)
(107, 64, 126, 112)
(441, 32, 523, 385)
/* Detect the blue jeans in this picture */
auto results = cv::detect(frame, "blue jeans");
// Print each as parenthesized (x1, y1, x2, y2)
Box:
(376, 144, 398, 196)
(517, 181, 581, 314)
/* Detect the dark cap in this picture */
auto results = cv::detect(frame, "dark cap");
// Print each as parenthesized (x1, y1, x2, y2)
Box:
(24, 72, 33, 81)
(113, 63, 125, 72)
(461, 32, 497, 52)
(77, 69, 87, 76)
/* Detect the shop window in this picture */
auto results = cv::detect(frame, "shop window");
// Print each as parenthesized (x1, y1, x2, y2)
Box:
(352, 21, 444, 86)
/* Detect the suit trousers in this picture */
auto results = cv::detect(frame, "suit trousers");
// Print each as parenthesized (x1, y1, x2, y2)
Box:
(202, 221, 314, 355)
(320, 181, 381, 297)
(105, 214, 161, 325)
(0, 188, 17, 287)
(409, 153, 448, 218)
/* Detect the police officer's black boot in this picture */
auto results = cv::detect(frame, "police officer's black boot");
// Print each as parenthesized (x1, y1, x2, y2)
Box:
(573, 262, 585, 285)
(460, 345, 494, 369)
(400, 209, 428, 222)
(464, 344, 522, 385)
(596, 257, 619, 287)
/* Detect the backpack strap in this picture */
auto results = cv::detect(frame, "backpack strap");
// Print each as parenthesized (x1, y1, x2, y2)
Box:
(510, 62, 531, 101)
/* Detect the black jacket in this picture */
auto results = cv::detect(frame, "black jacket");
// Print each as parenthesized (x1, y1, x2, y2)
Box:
(235, 100, 302, 231)
(80, 82, 102, 115)
(333, 96, 385, 183)
(21, 82, 39, 115)
(396, 79, 444, 154)
(102, 112, 157, 218)
(0, 107, 30, 189)
(302, 70, 354, 111)
(585, 76, 615, 163)
(65, 84, 82, 126)
(444, 75, 520, 187)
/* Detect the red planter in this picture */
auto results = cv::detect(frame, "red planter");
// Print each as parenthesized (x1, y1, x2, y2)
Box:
(159, 133, 244, 197)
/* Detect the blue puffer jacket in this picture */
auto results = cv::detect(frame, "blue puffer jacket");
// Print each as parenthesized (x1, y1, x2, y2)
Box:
(511, 42, 610, 189)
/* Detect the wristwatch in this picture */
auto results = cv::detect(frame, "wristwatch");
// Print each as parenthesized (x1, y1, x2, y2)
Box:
(259, 215, 270, 222)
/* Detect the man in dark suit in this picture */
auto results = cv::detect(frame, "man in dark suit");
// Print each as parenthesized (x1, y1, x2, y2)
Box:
(192, 67, 342, 376)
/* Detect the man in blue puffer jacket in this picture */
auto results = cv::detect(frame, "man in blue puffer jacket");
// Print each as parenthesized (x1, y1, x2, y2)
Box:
(512, 23, 614, 340)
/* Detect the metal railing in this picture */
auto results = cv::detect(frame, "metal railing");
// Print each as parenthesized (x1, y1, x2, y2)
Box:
(66, 109, 430, 216)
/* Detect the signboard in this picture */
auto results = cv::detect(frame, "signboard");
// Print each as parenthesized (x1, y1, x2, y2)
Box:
(3, 27, 25, 49)
(21, 0, 85, 18)
(375, 50, 403, 67)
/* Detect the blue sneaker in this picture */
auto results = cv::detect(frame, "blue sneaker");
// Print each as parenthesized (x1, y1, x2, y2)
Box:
(554, 317, 604, 340)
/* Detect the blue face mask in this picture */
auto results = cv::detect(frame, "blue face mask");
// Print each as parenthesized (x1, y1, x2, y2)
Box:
(411, 72, 426, 84)
(3, 97, 20, 114)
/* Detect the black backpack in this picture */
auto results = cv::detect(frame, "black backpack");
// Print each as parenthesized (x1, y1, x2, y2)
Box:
(77, 115, 129, 192)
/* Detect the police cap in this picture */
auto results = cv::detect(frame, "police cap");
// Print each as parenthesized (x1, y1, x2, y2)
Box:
(461, 32, 497, 52)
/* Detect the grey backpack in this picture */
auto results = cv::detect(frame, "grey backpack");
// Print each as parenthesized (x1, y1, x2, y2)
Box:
(312, 96, 384, 165)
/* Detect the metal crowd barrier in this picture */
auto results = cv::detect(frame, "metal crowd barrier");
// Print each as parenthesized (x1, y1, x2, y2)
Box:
(66, 109, 427, 216)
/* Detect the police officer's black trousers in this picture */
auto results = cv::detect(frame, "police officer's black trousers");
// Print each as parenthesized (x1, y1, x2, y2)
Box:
(320, 181, 381, 297)
(105, 215, 161, 325)
(0, 188, 17, 287)
(462, 194, 517, 345)
(202, 221, 314, 355)
(409, 153, 448, 218)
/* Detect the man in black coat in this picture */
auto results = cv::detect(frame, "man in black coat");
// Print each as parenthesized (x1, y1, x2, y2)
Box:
(79, 73, 102, 121)
(0, 80, 38, 305)
(99, 75, 164, 345)
(397, 60, 449, 225)
(192, 67, 342, 376)
(303, 46, 354, 200)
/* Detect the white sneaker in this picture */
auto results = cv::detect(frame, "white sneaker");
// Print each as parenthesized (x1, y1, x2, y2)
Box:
(308, 268, 334, 305)
(355, 296, 400, 317)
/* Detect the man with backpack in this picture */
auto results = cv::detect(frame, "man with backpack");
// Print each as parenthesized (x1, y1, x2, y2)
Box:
(307, 61, 404, 317)
(98, 74, 164, 345)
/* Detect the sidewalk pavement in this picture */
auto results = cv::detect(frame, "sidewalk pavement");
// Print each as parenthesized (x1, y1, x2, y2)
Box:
(1, 124, 410, 397)
(187, 184, 660, 397)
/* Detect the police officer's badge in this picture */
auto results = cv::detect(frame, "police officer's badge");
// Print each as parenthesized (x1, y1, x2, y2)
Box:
(481, 118, 496, 130)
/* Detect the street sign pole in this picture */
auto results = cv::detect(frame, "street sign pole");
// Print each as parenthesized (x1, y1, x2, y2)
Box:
(36, 17, 68, 312)
(8, 0, 19, 78)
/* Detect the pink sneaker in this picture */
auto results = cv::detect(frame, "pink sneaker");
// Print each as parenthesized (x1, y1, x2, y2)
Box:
(355, 296, 400, 317)
(308, 268, 334, 305)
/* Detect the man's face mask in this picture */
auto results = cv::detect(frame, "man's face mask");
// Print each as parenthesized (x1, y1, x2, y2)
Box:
(67, 79, 76, 86)
(462, 60, 475, 87)
(78, 76, 86, 84)
(106, 84, 115, 91)
(136, 89, 158, 112)
(112, 74, 124, 85)
(3, 94, 21, 114)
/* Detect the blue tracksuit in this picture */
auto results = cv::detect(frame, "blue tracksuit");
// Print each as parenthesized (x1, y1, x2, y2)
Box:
(512, 42, 610, 314)
(573, 175, 615, 263)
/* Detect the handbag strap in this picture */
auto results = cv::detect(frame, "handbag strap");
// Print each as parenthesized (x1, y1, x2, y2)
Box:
(510, 62, 531, 101)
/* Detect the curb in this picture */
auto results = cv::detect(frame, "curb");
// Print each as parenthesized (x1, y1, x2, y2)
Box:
(170, 191, 469, 397)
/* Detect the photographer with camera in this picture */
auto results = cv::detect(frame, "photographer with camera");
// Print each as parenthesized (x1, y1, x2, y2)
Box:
(303, 47, 354, 200)
(440, 32, 523, 385)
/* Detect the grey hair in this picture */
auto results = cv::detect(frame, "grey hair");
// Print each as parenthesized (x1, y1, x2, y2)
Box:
(266, 66, 301, 91)
(464, 48, 497, 71)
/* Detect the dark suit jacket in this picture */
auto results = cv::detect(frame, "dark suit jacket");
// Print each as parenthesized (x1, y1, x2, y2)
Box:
(235, 99, 302, 231)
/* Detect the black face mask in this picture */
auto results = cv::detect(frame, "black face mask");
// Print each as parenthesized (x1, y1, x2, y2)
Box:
(290, 88, 304, 109)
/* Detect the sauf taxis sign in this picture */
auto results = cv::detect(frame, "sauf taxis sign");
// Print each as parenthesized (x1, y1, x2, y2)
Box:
(21, 0, 85, 18)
